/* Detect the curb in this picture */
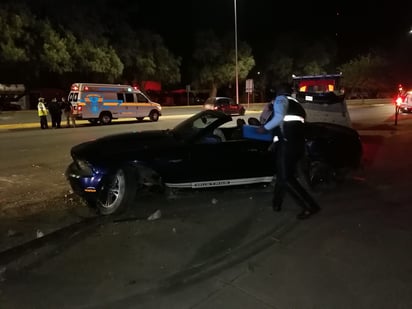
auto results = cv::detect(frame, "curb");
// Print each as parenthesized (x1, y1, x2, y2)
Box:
(0, 101, 394, 132)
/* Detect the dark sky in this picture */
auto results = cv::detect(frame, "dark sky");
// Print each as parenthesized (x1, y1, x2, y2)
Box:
(7, 0, 412, 82)
(135, 0, 412, 63)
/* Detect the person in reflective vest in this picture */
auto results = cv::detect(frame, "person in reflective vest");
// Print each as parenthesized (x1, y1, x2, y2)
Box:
(257, 82, 320, 219)
(37, 97, 49, 129)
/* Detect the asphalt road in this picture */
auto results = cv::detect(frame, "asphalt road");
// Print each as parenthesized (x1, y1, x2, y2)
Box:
(1, 102, 412, 308)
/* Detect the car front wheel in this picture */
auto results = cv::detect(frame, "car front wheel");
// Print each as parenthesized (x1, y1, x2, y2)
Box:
(94, 167, 136, 215)
(149, 110, 160, 122)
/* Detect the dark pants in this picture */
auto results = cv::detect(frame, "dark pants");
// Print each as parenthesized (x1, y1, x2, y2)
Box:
(51, 112, 62, 128)
(39, 115, 48, 129)
(272, 122, 320, 211)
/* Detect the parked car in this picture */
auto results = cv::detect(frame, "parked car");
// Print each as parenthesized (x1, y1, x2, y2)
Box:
(65, 110, 363, 215)
(396, 90, 412, 113)
(203, 96, 246, 116)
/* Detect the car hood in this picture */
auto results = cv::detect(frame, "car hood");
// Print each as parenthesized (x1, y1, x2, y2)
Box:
(70, 129, 177, 162)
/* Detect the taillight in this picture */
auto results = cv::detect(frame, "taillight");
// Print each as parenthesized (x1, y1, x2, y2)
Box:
(396, 96, 403, 106)
(77, 106, 82, 111)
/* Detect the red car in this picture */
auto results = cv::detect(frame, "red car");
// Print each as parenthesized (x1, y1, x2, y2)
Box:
(203, 96, 246, 116)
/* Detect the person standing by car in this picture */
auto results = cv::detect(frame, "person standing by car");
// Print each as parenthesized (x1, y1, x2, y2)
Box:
(37, 97, 49, 129)
(257, 82, 321, 220)
(62, 97, 76, 128)
(48, 97, 62, 128)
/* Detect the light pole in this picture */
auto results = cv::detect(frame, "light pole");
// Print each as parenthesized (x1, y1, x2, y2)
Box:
(234, 0, 239, 104)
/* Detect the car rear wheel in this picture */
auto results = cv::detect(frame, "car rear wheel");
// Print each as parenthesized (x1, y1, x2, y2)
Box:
(239, 108, 245, 116)
(99, 112, 112, 125)
(301, 160, 339, 191)
(94, 167, 137, 215)
(149, 110, 160, 122)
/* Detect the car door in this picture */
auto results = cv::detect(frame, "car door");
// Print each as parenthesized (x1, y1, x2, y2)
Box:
(115, 92, 128, 117)
(135, 92, 150, 117)
(188, 136, 275, 186)
(120, 92, 135, 117)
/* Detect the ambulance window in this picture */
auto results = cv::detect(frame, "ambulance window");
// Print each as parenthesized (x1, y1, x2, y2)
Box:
(137, 93, 148, 103)
(125, 93, 134, 102)
(117, 93, 124, 102)
(68, 93, 78, 102)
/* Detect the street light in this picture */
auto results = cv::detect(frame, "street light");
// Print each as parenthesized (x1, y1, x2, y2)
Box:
(234, 0, 239, 104)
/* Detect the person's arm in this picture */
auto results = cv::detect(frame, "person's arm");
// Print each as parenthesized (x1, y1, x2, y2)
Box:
(263, 96, 288, 131)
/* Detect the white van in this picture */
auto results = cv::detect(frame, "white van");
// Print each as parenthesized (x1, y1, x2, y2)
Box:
(68, 83, 162, 124)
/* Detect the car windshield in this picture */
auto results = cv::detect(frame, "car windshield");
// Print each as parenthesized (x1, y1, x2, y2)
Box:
(172, 111, 231, 142)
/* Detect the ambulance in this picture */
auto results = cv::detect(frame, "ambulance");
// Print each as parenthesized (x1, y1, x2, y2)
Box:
(67, 83, 162, 125)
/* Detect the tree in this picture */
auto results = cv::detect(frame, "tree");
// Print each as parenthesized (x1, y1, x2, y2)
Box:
(65, 34, 123, 83)
(24, 0, 181, 88)
(113, 29, 181, 88)
(338, 53, 391, 98)
(191, 31, 255, 97)
(295, 40, 335, 75)
(259, 33, 335, 97)
(0, 6, 34, 83)
(264, 51, 294, 85)
(0, 5, 124, 86)
(0, 8, 30, 63)
(33, 20, 73, 74)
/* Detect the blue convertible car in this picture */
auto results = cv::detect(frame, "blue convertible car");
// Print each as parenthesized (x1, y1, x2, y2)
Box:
(66, 110, 363, 215)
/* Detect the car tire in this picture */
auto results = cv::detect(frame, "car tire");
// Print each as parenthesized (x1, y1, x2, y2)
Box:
(95, 167, 137, 215)
(306, 160, 337, 191)
(99, 112, 112, 125)
(239, 108, 245, 116)
(149, 110, 160, 122)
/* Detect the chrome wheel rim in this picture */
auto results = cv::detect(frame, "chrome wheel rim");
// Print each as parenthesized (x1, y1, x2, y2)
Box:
(99, 170, 125, 210)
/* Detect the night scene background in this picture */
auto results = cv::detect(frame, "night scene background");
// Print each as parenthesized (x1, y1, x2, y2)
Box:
(0, 0, 411, 104)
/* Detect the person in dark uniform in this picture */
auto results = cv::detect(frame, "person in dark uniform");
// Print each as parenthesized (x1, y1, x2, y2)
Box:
(48, 97, 62, 128)
(257, 82, 321, 219)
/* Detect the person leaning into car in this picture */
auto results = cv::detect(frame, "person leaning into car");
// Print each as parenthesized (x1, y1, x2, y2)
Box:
(256, 82, 321, 220)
